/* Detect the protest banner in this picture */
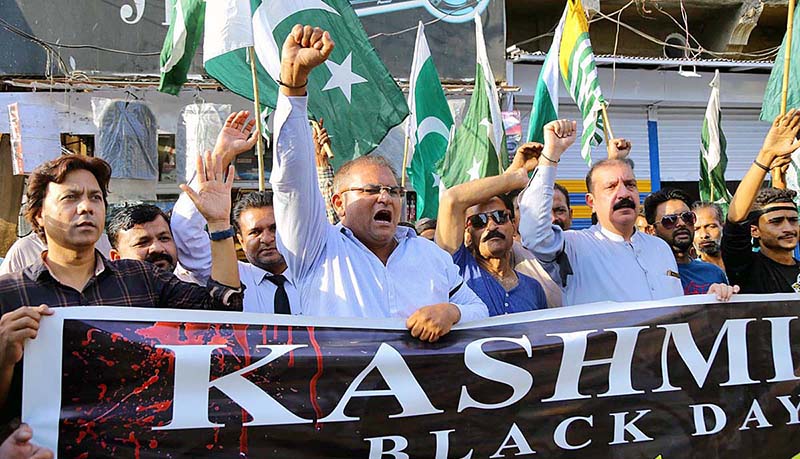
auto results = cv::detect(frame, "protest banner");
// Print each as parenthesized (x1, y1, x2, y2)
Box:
(22, 294, 800, 458)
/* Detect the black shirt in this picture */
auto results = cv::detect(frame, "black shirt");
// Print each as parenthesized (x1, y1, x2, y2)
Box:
(721, 220, 800, 294)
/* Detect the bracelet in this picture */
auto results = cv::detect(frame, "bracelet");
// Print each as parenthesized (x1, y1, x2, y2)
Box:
(540, 153, 560, 164)
(277, 79, 308, 89)
(753, 160, 770, 172)
(209, 227, 235, 241)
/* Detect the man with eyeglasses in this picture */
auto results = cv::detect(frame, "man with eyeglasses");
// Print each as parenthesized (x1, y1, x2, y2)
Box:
(643, 189, 729, 295)
(723, 109, 800, 293)
(519, 121, 737, 305)
(436, 144, 548, 315)
(269, 25, 487, 342)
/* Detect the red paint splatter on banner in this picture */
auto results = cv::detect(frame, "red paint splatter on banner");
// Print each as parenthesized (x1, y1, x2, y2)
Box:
(149, 439, 158, 449)
(135, 400, 172, 413)
(81, 328, 101, 346)
(287, 326, 294, 367)
(273, 325, 278, 340)
(76, 453, 89, 459)
(93, 373, 160, 422)
(261, 325, 268, 345)
(307, 326, 325, 429)
(97, 384, 107, 400)
(98, 355, 115, 367)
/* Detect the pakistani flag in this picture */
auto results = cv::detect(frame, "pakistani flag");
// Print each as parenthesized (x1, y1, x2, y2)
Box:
(559, 0, 606, 165)
(437, 15, 507, 188)
(158, 0, 205, 95)
(406, 22, 453, 220)
(526, 10, 565, 143)
(699, 70, 732, 212)
(203, 0, 409, 168)
(761, 4, 800, 121)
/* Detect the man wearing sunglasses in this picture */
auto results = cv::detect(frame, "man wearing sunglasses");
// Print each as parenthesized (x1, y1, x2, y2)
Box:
(643, 189, 729, 295)
(722, 111, 800, 293)
(267, 25, 487, 342)
(436, 144, 549, 315)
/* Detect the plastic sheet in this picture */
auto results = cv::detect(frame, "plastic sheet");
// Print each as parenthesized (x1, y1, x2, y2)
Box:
(175, 102, 231, 184)
(91, 98, 158, 180)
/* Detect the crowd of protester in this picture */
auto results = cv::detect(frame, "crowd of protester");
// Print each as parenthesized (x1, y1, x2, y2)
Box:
(1, 25, 800, 457)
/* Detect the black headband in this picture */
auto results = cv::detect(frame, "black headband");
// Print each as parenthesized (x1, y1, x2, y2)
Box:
(748, 205, 799, 222)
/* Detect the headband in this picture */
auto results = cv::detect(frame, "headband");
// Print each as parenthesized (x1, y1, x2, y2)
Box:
(748, 205, 799, 222)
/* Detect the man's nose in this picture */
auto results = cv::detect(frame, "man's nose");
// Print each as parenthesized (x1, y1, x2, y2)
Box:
(77, 197, 94, 214)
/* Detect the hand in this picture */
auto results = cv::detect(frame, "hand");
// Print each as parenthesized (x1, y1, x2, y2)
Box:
(213, 111, 258, 169)
(607, 138, 632, 160)
(280, 25, 335, 93)
(0, 305, 52, 370)
(312, 118, 331, 166)
(508, 142, 543, 174)
(708, 283, 740, 302)
(0, 424, 54, 459)
(758, 109, 800, 165)
(405, 303, 461, 343)
(179, 151, 235, 227)
(542, 119, 577, 161)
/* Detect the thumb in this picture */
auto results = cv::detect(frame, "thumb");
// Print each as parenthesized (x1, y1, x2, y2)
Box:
(13, 424, 33, 443)
(179, 184, 201, 206)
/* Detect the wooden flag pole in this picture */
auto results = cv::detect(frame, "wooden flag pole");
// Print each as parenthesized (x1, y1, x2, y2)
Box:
(248, 47, 266, 192)
(600, 103, 615, 152)
(400, 134, 410, 188)
(774, 0, 795, 189)
(310, 120, 334, 159)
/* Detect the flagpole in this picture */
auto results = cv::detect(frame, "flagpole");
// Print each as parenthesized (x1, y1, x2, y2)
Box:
(600, 103, 615, 150)
(248, 46, 266, 192)
(775, 0, 795, 189)
(311, 120, 334, 159)
(401, 134, 410, 188)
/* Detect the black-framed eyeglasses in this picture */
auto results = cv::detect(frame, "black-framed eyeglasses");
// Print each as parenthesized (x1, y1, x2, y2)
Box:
(466, 210, 511, 229)
(341, 185, 406, 198)
(656, 211, 696, 230)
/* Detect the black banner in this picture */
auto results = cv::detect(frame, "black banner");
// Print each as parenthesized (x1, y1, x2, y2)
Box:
(22, 296, 800, 458)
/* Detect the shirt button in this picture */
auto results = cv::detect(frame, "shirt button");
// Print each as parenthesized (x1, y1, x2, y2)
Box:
(505, 303, 509, 307)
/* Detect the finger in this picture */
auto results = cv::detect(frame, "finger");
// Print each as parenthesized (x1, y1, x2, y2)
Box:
(321, 31, 335, 58)
(428, 333, 441, 343)
(179, 184, 201, 205)
(733, 285, 740, 293)
(225, 165, 236, 188)
(233, 111, 249, 130)
(195, 152, 207, 184)
(224, 112, 237, 128)
(242, 118, 256, 136)
(246, 127, 259, 149)
(410, 323, 425, 339)
(310, 27, 324, 48)
(12, 423, 33, 442)
(11, 328, 38, 342)
(418, 329, 433, 342)
(7, 316, 41, 332)
(37, 304, 53, 315)
(291, 24, 303, 44)
(301, 25, 313, 48)
(318, 118, 324, 127)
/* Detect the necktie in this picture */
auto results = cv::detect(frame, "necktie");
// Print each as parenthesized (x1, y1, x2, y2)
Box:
(266, 274, 291, 315)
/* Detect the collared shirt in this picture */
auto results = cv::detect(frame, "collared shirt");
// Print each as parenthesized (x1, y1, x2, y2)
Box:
(271, 94, 488, 321)
(519, 165, 683, 306)
(0, 232, 113, 275)
(453, 245, 546, 316)
(171, 192, 300, 314)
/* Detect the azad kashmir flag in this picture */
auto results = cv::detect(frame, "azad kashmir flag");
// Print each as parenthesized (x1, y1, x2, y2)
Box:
(559, 0, 606, 165)
(158, 0, 206, 95)
(405, 22, 454, 220)
(699, 70, 732, 212)
(760, 3, 800, 121)
(203, 0, 409, 168)
(526, 9, 565, 143)
(437, 15, 507, 189)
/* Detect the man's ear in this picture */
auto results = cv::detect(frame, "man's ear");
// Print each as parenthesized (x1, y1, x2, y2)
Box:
(645, 224, 656, 236)
(464, 229, 472, 247)
(585, 193, 595, 210)
(750, 224, 760, 240)
(236, 233, 244, 246)
(109, 248, 121, 261)
(332, 193, 345, 219)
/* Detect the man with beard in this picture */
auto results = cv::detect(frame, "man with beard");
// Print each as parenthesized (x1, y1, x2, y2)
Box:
(171, 111, 299, 314)
(437, 143, 547, 315)
(692, 201, 725, 271)
(106, 204, 180, 272)
(551, 182, 573, 230)
(723, 110, 800, 293)
(519, 121, 737, 305)
(644, 189, 729, 294)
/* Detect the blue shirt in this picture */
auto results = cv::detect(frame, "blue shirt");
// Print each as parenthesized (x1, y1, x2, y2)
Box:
(453, 245, 547, 316)
(677, 258, 728, 295)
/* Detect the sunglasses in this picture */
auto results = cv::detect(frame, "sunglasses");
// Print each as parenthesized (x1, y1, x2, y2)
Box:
(466, 210, 511, 229)
(342, 185, 406, 198)
(656, 211, 696, 230)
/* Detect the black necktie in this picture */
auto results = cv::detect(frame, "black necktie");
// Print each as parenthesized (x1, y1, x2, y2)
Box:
(266, 274, 291, 314)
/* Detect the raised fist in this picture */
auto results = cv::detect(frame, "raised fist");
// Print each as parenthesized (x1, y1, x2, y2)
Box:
(280, 25, 335, 92)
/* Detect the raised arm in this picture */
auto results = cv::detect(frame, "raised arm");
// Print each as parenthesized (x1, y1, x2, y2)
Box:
(518, 120, 577, 261)
(727, 109, 800, 223)
(271, 25, 336, 281)
(435, 143, 541, 254)
(607, 138, 631, 160)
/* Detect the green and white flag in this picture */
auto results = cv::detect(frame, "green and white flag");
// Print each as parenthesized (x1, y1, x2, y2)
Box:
(158, 0, 205, 96)
(405, 22, 453, 220)
(761, 4, 800, 122)
(526, 10, 565, 143)
(437, 14, 507, 188)
(699, 70, 732, 212)
(203, 0, 409, 168)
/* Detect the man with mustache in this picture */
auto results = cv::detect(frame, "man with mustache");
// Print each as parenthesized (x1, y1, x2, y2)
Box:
(692, 201, 726, 272)
(723, 109, 800, 293)
(436, 143, 548, 315)
(643, 189, 729, 294)
(106, 204, 180, 273)
(519, 121, 737, 305)
(551, 182, 573, 230)
(171, 111, 299, 314)
(266, 25, 486, 342)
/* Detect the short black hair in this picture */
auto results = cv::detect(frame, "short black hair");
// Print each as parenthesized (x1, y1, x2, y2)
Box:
(497, 193, 516, 220)
(553, 182, 570, 209)
(585, 158, 635, 194)
(232, 190, 274, 234)
(691, 201, 724, 224)
(753, 187, 797, 212)
(106, 204, 170, 249)
(643, 188, 692, 225)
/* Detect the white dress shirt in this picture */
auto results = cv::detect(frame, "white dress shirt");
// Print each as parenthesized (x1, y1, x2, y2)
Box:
(171, 192, 300, 314)
(271, 94, 488, 321)
(519, 165, 683, 306)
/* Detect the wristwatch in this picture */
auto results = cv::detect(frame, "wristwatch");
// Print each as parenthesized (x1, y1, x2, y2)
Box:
(209, 226, 235, 241)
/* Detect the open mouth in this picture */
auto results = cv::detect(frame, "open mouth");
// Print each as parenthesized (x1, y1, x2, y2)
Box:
(373, 209, 392, 223)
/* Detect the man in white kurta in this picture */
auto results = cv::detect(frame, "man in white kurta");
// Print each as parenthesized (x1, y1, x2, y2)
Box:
(271, 25, 487, 342)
